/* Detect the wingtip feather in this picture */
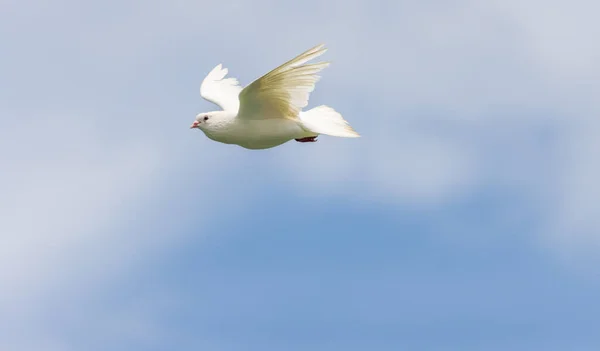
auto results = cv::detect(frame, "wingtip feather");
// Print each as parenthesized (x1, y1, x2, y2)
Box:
(206, 64, 228, 81)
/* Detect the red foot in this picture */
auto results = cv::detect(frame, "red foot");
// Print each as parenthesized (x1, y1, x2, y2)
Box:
(295, 136, 318, 143)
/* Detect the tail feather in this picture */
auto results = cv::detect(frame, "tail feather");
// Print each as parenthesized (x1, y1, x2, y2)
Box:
(299, 105, 360, 138)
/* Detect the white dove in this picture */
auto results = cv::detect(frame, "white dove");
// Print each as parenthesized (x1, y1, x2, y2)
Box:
(190, 44, 360, 150)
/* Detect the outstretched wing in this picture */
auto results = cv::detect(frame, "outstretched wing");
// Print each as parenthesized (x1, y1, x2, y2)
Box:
(237, 44, 330, 121)
(200, 64, 243, 112)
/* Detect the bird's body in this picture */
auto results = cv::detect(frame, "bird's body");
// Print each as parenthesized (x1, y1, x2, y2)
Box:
(201, 110, 316, 150)
(191, 44, 359, 149)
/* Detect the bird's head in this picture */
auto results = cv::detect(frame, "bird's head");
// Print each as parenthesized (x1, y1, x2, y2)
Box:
(190, 110, 234, 137)
(190, 111, 220, 130)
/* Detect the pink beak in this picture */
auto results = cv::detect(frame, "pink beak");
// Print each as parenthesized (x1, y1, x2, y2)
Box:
(190, 121, 199, 129)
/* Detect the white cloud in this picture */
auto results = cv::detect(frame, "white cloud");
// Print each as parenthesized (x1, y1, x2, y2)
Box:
(0, 114, 154, 349)
(0, 111, 160, 298)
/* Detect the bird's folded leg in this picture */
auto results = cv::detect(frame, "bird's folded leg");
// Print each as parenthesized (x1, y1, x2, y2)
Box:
(295, 136, 318, 143)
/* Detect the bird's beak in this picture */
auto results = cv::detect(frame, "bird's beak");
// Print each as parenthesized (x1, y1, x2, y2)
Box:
(190, 121, 199, 129)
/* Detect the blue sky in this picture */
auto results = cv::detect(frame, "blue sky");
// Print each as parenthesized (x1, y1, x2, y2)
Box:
(2, 0, 600, 350)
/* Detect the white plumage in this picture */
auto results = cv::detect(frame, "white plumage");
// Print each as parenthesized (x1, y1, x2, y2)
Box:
(191, 44, 360, 150)
(200, 64, 242, 113)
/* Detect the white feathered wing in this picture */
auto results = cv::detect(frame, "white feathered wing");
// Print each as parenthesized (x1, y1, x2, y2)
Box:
(236, 44, 329, 122)
(200, 64, 242, 112)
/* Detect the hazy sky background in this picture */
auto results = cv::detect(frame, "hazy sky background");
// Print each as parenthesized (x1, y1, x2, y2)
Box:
(2, 0, 600, 350)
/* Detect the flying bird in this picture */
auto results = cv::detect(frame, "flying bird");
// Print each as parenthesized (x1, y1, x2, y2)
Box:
(190, 44, 360, 150)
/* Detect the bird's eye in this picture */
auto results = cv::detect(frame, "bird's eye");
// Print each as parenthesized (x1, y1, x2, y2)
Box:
(204, 116, 209, 121)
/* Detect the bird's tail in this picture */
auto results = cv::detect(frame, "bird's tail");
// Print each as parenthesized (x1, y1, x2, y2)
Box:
(299, 105, 360, 138)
